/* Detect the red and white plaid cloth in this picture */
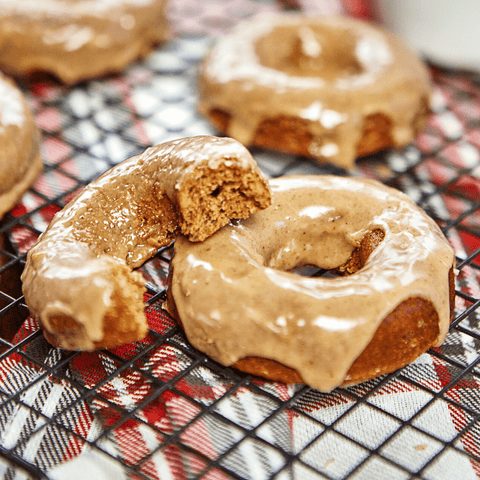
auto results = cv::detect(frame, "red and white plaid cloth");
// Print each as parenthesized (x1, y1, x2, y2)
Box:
(1, 0, 479, 478)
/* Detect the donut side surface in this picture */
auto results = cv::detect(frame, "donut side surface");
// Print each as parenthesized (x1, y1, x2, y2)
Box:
(231, 270, 455, 387)
(206, 105, 430, 164)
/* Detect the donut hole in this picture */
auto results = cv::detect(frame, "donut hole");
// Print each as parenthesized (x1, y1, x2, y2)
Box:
(270, 229, 385, 278)
(256, 24, 363, 80)
(265, 230, 353, 271)
(293, 265, 341, 278)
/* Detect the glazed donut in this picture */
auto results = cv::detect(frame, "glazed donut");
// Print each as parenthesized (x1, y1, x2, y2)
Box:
(0, 0, 168, 84)
(199, 13, 432, 170)
(166, 175, 455, 392)
(21, 136, 272, 351)
(0, 72, 42, 219)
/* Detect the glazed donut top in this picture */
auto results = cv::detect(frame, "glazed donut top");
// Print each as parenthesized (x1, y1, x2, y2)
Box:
(0, 0, 162, 34)
(200, 13, 431, 169)
(169, 175, 455, 391)
(0, 0, 160, 41)
(206, 14, 392, 89)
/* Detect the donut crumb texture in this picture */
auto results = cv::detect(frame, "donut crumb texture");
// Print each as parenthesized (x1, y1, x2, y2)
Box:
(178, 162, 273, 242)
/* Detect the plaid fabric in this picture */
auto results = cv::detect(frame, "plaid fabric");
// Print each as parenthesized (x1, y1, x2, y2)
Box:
(0, 0, 479, 479)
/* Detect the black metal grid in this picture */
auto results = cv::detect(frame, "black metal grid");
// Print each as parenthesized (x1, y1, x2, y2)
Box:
(0, 9, 479, 480)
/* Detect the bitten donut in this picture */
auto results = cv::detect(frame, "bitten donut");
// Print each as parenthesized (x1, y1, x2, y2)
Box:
(21, 136, 272, 351)
(0, 72, 42, 219)
(199, 13, 432, 170)
(166, 175, 455, 392)
(0, 0, 168, 84)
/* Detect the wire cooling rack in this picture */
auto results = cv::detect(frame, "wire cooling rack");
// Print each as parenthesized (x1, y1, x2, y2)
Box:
(0, 1, 479, 479)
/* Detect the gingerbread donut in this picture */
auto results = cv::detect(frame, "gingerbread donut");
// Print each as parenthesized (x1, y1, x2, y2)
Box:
(0, 0, 168, 84)
(199, 13, 432, 170)
(0, 72, 42, 219)
(21, 136, 272, 351)
(166, 175, 455, 392)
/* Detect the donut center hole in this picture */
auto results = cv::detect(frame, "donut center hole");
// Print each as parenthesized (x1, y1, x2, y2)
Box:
(256, 24, 364, 80)
(269, 229, 385, 277)
(293, 266, 341, 278)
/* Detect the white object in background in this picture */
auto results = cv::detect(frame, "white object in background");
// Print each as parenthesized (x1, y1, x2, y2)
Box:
(371, 0, 480, 71)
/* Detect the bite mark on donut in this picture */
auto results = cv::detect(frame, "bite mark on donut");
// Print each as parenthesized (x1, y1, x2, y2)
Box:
(177, 163, 273, 242)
